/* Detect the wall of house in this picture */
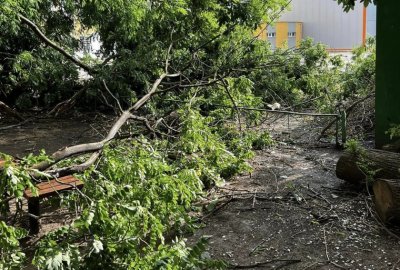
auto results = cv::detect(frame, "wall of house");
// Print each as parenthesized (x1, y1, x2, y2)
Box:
(278, 0, 364, 50)
(265, 22, 302, 49)
(367, 4, 377, 37)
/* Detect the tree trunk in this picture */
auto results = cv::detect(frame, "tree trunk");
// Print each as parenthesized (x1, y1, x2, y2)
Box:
(336, 149, 400, 185)
(373, 179, 400, 223)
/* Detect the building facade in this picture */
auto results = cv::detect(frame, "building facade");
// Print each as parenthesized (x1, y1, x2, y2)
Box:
(260, 0, 376, 51)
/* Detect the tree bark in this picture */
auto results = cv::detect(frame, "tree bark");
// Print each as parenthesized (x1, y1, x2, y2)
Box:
(373, 179, 400, 223)
(336, 149, 400, 185)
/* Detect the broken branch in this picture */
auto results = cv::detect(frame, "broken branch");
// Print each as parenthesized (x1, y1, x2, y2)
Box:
(18, 14, 95, 74)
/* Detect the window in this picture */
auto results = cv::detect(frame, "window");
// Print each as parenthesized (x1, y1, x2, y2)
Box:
(288, 32, 296, 37)
(80, 36, 92, 54)
(267, 32, 276, 37)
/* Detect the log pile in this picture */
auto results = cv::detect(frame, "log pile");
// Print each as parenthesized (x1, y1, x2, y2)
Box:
(336, 149, 400, 185)
(336, 149, 400, 223)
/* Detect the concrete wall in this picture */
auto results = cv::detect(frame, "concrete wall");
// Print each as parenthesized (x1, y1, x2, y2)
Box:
(279, 0, 364, 49)
(367, 5, 377, 37)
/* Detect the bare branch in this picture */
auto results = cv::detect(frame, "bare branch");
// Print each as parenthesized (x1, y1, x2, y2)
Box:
(318, 93, 374, 140)
(30, 45, 180, 174)
(33, 72, 177, 172)
(48, 87, 86, 116)
(47, 151, 101, 176)
(102, 80, 123, 113)
(18, 14, 95, 74)
(165, 43, 173, 73)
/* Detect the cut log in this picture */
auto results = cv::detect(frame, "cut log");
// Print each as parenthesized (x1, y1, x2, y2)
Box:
(373, 179, 400, 223)
(336, 149, 400, 185)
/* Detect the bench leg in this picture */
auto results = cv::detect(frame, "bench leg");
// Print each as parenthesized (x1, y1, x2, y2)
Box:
(3, 191, 10, 214)
(28, 198, 40, 234)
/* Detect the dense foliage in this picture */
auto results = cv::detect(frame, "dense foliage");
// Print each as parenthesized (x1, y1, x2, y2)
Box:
(0, 0, 290, 109)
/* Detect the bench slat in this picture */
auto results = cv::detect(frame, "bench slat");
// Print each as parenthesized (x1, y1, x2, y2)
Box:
(24, 175, 83, 198)
(33, 180, 84, 197)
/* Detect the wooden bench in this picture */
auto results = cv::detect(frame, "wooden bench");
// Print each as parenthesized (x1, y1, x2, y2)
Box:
(23, 175, 84, 234)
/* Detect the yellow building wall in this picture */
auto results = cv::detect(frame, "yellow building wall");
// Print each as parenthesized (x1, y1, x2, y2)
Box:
(254, 23, 267, 41)
(296, 23, 303, 47)
(276, 22, 288, 48)
(73, 21, 96, 39)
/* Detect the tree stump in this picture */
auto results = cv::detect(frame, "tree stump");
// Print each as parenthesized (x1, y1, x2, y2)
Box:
(373, 179, 400, 223)
(336, 149, 400, 185)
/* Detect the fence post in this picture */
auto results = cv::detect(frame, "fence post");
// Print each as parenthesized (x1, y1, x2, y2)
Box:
(335, 115, 340, 148)
(340, 111, 347, 145)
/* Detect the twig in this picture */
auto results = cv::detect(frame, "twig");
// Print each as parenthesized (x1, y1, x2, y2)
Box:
(302, 185, 332, 205)
(363, 195, 400, 241)
(229, 259, 301, 269)
(129, 114, 173, 138)
(48, 87, 86, 116)
(322, 227, 348, 269)
(220, 78, 242, 132)
(25, 211, 82, 220)
(102, 80, 123, 113)
(318, 93, 374, 140)
(323, 228, 330, 261)
(249, 238, 268, 256)
(201, 198, 233, 220)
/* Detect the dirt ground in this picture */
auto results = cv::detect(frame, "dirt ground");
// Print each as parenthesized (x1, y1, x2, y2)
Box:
(1, 113, 399, 270)
(188, 115, 400, 270)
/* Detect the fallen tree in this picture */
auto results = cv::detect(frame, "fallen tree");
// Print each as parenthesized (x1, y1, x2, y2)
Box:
(34, 71, 180, 174)
(0, 2, 291, 269)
